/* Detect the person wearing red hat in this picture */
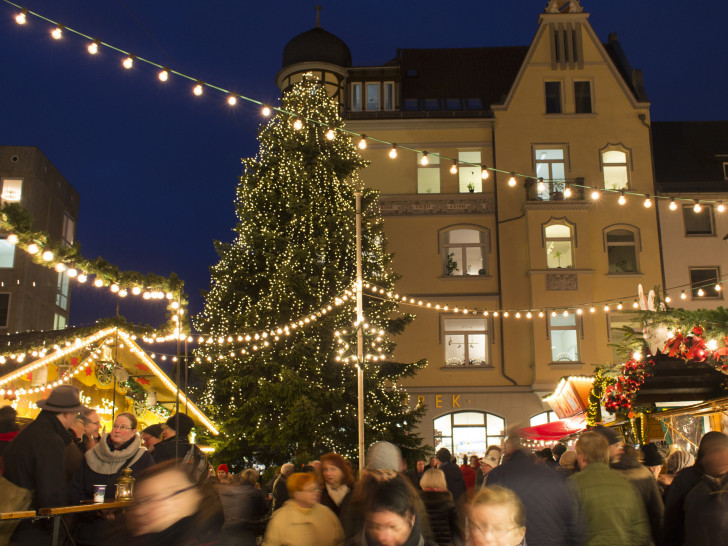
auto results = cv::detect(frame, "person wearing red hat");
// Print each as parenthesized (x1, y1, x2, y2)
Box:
(217, 464, 232, 484)
(3, 384, 88, 543)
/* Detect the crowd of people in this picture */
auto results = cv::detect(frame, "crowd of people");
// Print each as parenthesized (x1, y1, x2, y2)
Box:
(1, 384, 727, 545)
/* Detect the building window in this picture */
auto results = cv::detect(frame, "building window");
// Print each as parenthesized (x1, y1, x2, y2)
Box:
(1, 178, 22, 203)
(544, 223, 574, 269)
(466, 98, 483, 110)
(574, 81, 592, 113)
(366, 83, 379, 111)
(384, 82, 394, 110)
(441, 227, 488, 276)
(433, 411, 505, 457)
(683, 205, 714, 236)
(723, 162, 728, 180)
(601, 150, 629, 190)
(458, 151, 482, 193)
(62, 214, 75, 247)
(530, 411, 558, 427)
(351, 83, 362, 111)
(608, 314, 642, 363)
(417, 152, 440, 193)
(605, 228, 639, 273)
(534, 147, 566, 199)
(548, 311, 580, 362)
(54, 313, 67, 330)
(545, 81, 562, 114)
(56, 272, 70, 310)
(445, 99, 462, 110)
(0, 294, 9, 328)
(0, 238, 15, 268)
(443, 317, 489, 367)
(690, 268, 722, 299)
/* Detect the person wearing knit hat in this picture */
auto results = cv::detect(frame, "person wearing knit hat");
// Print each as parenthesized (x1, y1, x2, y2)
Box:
(641, 443, 664, 478)
(552, 442, 567, 463)
(365, 441, 403, 473)
(141, 423, 164, 453)
(216, 464, 231, 484)
(152, 413, 196, 463)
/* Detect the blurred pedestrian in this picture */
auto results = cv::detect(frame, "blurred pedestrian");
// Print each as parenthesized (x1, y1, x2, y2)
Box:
(406, 459, 426, 490)
(467, 486, 526, 546)
(140, 424, 163, 453)
(476, 446, 502, 487)
(557, 450, 578, 477)
(217, 468, 267, 545)
(641, 443, 664, 479)
(436, 448, 466, 504)
(320, 452, 354, 519)
(552, 443, 566, 464)
(657, 449, 694, 497)
(270, 462, 294, 512)
(459, 456, 477, 497)
(0, 405, 19, 457)
(263, 472, 344, 546)
(68, 408, 102, 453)
(419, 468, 462, 545)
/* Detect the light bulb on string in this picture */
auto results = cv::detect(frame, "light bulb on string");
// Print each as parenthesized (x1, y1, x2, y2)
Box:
(41, 250, 53, 261)
(420, 152, 429, 166)
(193, 81, 204, 96)
(51, 25, 63, 40)
(261, 105, 272, 117)
(507, 173, 517, 187)
(591, 188, 600, 200)
(389, 144, 398, 159)
(694, 200, 702, 213)
(77, 274, 87, 283)
(15, 9, 27, 24)
(680, 291, 687, 300)
(293, 119, 303, 130)
(564, 184, 572, 198)
(87, 40, 99, 55)
(669, 198, 678, 211)
(665, 295, 671, 303)
(227, 94, 237, 106)
(450, 161, 458, 175)
(716, 284, 722, 292)
(6, 234, 18, 245)
(325, 128, 336, 140)
(718, 202, 726, 213)
(632, 300, 639, 308)
(122, 54, 134, 69)
(643, 195, 652, 208)
(618, 191, 626, 205)
(697, 288, 705, 297)
(537, 178, 545, 192)
(158, 68, 169, 81)
(67, 268, 77, 278)
(481, 165, 489, 180)
(617, 302, 623, 310)
(358, 135, 367, 149)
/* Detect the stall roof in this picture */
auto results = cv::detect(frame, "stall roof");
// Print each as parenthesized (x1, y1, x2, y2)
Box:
(519, 414, 586, 441)
(651, 396, 728, 419)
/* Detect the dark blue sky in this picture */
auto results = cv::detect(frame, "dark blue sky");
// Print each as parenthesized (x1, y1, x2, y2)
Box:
(0, 0, 725, 330)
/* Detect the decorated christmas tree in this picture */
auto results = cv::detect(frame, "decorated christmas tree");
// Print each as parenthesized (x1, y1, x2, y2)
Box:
(192, 76, 426, 466)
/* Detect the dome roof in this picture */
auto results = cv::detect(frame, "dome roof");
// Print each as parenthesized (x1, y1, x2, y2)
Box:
(282, 27, 352, 68)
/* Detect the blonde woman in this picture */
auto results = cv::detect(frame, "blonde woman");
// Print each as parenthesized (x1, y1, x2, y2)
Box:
(419, 468, 462, 545)
(467, 486, 526, 546)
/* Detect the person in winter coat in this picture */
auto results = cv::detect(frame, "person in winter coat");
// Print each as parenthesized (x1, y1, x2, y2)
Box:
(487, 431, 584, 545)
(3, 384, 87, 545)
(419, 468, 463, 546)
(657, 449, 694, 498)
(319, 452, 355, 520)
(152, 413, 196, 463)
(682, 431, 728, 546)
(459, 456, 477, 497)
(217, 468, 268, 545)
(69, 412, 155, 545)
(467, 486, 526, 546)
(0, 405, 20, 458)
(263, 472, 344, 546)
(436, 448, 466, 504)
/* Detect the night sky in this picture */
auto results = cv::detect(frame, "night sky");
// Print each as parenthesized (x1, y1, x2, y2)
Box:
(0, 0, 725, 331)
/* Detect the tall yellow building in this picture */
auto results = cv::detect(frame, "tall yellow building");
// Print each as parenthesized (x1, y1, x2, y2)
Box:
(277, 0, 663, 455)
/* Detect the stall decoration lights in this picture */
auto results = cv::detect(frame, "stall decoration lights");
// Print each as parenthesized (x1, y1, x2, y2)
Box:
(0, 203, 187, 335)
(586, 367, 616, 427)
(5, 0, 728, 212)
(603, 352, 655, 415)
(334, 321, 387, 364)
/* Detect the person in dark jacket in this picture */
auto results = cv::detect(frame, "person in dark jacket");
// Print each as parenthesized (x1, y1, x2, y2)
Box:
(152, 412, 195, 463)
(319, 452, 354, 519)
(69, 412, 155, 545)
(3, 384, 87, 545)
(486, 431, 584, 546)
(0, 405, 19, 458)
(270, 462, 294, 512)
(593, 425, 664, 545)
(419, 468, 463, 546)
(436, 448, 466, 504)
(217, 468, 268, 545)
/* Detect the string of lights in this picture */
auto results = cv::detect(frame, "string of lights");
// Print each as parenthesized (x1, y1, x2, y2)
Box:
(4, 0, 724, 211)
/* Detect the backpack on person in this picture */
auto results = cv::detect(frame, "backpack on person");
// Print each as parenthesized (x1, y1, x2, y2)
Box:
(181, 444, 211, 486)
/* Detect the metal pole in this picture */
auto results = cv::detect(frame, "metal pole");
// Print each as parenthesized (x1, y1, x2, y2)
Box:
(355, 191, 365, 473)
(175, 294, 181, 459)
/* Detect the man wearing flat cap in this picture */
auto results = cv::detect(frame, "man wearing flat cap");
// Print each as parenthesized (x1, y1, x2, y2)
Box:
(3, 384, 87, 544)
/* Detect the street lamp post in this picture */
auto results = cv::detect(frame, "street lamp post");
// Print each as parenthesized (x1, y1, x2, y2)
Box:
(355, 191, 365, 474)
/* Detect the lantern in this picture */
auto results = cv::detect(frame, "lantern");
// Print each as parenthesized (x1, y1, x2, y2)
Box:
(115, 468, 135, 502)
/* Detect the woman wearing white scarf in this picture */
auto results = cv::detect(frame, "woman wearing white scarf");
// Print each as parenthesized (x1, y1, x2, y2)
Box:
(69, 412, 155, 545)
(319, 452, 354, 520)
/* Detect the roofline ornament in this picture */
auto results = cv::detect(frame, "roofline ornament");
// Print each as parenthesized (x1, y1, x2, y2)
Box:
(545, 0, 584, 13)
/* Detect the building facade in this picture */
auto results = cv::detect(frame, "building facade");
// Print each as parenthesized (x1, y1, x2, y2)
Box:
(0, 146, 79, 332)
(277, 0, 664, 456)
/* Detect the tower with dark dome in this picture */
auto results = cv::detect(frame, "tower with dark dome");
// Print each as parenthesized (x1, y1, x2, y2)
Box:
(276, 6, 352, 107)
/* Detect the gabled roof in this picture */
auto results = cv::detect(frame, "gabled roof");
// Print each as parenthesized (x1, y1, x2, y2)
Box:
(397, 47, 529, 109)
(653, 121, 728, 191)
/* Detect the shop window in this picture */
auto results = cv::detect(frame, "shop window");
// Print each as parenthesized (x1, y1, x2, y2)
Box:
(601, 150, 629, 190)
(433, 411, 505, 458)
(574, 81, 592, 113)
(1, 178, 22, 203)
(417, 152, 440, 194)
(548, 311, 580, 362)
(530, 411, 558, 427)
(690, 268, 722, 299)
(0, 294, 9, 328)
(545, 81, 562, 113)
(544, 223, 574, 269)
(683, 205, 714, 236)
(443, 317, 489, 367)
(441, 227, 488, 276)
(458, 151, 482, 193)
(0, 238, 15, 268)
(366, 83, 379, 111)
(605, 227, 639, 273)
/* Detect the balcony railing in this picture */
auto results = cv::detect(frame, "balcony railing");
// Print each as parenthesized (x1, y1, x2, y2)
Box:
(525, 177, 586, 201)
